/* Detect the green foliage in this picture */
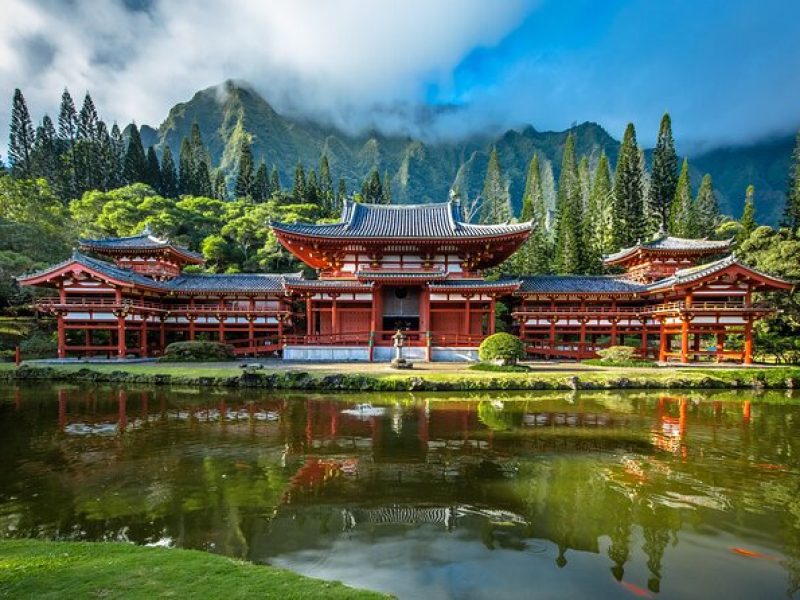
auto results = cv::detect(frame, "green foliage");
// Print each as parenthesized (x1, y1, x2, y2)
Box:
(589, 153, 615, 255)
(596, 345, 639, 364)
(650, 113, 679, 232)
(669, 158, 696, 237)
(160, 341, 236, 362)
(480, 147, 512, 224)
(234, 139, 254, 199)
(553, 133, 585, 274)
(694, 174, 720, 237)
(123, 124, 147, 185)
(8, 89, 34, 178)
(469, 362, 530, 373)
(783, 130, 800, 231)
(737, 184, 757, 245)
(612, 123, 646, 248)
(510, 153, 552, 275)
(361, 169, 384, 204)
(19, 329, 57, 358)
(478, 332, 525, 363)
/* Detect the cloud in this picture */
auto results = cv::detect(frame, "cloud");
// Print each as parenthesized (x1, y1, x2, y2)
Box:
(0, 0, 535, 143)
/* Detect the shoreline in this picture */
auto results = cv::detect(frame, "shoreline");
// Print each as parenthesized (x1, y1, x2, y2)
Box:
(1, 361, 799, 391)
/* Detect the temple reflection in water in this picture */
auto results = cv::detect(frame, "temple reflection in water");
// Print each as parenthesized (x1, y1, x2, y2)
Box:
(1, 385, 798, 599)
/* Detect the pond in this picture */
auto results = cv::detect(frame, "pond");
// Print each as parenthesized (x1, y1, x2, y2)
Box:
(1, 384, 799, 599)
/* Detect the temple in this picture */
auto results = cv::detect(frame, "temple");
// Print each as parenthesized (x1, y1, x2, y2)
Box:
(19, 200, 793, 363)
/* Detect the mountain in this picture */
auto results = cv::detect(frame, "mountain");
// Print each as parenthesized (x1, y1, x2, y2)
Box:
(145, 81, 793, 224)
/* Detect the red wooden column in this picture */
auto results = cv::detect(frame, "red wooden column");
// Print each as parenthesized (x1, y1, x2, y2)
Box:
(488, 295, 496, 335)
(331, 294, 339, 337)
(188, 317, 196, 341)
(680, 318, 690, 364)
(159, 318, 166, 353)
(116, 313, 127, 358)
(579, 317, 587, 357)
(305, 295, 313, 338)
(610, 318, 618, 347)
(218, 316, 225, 343)
(640, 325, 648, 358)
(658, 321, 667, 362)
(140, 314, 148, 357)
(57, 312, 66, 358)
(462, 295, 472, 337)
(743, 319, 754, 364)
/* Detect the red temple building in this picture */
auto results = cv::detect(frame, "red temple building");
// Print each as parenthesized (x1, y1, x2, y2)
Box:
(19, 201, 793, 364)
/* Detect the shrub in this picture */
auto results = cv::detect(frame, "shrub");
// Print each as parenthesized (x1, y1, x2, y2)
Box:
(478, 333, 525, 365)
(160, 341, 235, 362)
(19, 330, 57, 358)
(596, 345, 638, 364)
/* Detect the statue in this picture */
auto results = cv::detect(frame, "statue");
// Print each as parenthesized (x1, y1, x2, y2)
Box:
(390, 329, 413, 369)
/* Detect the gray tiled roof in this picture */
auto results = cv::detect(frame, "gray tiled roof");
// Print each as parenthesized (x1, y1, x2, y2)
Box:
(644, 255, 792, 290)
(604, 235, 731, 263)
(519, 275, 646, 294)
(169, 273, 303, 293)
(357, 268, 448, 281)
(18, 252, 168, 289)
(79, 229, 204, 261)
(430, 278, 520, 290)
(284, 279, 372, 290)
(271, 200, 532, 239)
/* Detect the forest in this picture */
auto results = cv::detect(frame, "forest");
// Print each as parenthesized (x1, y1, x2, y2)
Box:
(2, 87, 800, 360)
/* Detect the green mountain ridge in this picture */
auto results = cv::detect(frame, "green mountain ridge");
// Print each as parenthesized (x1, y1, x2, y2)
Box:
(144, 81, 793, 224)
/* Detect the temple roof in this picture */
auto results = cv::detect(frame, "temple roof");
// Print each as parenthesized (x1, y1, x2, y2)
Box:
(603, 235, 731, 265)
(168, 273, 303, 293)
(79, 228, 205, 263)
(519, 275, 646, 294)
(270, 200, 532, 240)
(646, 255, 793, 291)
(430, 278, 520, 292)
(357, 267, 448, 281)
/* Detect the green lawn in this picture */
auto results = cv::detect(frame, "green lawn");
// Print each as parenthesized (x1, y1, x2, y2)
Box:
(0, 539, 388, 599)
(1, 359, 799, 389)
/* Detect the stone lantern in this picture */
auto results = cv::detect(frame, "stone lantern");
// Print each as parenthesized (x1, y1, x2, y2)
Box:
(391, 329, 413, 369)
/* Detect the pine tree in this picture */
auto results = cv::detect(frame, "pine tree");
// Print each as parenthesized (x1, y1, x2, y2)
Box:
(611, 123, 646, 249)
(213, 170, 228, 201)
(253, 161, 269, 202)
(694, 174, 719, 237)
(362, 169, 383, 204)
(57, 89, 78, 198)
(480, 147, 511, 223)
(8, 89, 34, 177)
(159, 145, 178, 197)
(668, 158, 696, 237)
(588, 153, 615, 255)
(782, 130, 800, 231)
(319, 155, 334, 212)
(650, 113, 679, 233)
(336, 178, 347, 205)
(95, 121, 116, 191)
(737, 184, 757, 245)
(234, 140, 254, 199)
(382, 170, 393, 204)
(306, 169, 320, 204)
(189, 122, 210, 167)
(178, 137, 194, 195)
(194, 159, 212, 197)
(123, 124, 147, 184)
(540, 158, 557, 230)
(553, 133, 585, 274)
(77, 93, 99, 141)
(578, 156, 591, 209)
(293, 162, 306, 202)
(31, 115, 59, 183)
(515, 153, 552, 274)
(145, 146, 161, 190)
(108, 123, 125, 189)
(270, 165, 281, 195)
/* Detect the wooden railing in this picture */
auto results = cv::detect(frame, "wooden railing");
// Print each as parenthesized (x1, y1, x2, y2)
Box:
(429, 332, 485, 347)
(36, 297, 291, 317)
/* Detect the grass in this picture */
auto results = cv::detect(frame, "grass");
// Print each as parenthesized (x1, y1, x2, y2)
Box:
(1, 359, 799, 390)
(583, 358, 658, 368)
(0, 539, 388, 599)
(468, 362, 531, 373)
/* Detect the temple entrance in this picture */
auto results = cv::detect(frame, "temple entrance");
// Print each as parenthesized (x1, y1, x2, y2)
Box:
(381, 286, 421, 341)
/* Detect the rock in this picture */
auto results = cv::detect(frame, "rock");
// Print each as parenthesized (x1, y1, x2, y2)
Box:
(567, 376, 580, 390)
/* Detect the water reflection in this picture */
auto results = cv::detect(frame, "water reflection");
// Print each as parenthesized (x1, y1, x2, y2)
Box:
(1, 385, 799, 599)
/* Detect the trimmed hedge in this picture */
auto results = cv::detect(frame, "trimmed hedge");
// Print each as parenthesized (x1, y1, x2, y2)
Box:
(478, 333, 525, 364)
(159, 341, 235, 362)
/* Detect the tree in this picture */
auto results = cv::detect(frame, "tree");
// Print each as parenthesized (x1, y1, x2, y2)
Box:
(319, 155, 334, 212)
(362, 169, 383, 204)
(143, 146, 161, 190)
(480, 147, 511, 223)
(540, 158, 557, 229)
(514, 153, 552, 274)
(270, 165, 281, 195)
(31, 115, 59, 184)
(336, 178, 347, 206)
(578, 156, 591, 209)
(588, 153, 615, 255)
(305, 169, 319, 205)
(159, 145, 178, 198)
(668, 158, 696, 237)
(178, 137, 194, 195)
(292, 162, 306, 202)
(783, 130, 800, 231)
(382, 170, 393, 204)
(213, 170, 228, 201)
(108, 123, 125, 189)
(694, 174, 719, 237)
(123, 124, 147, 184)
(253, 161, 269, 202)
(650, 113, 679, 233)
(234, 140, 254, 199)
(194, 159, 212, 197)
(611, 123, 646, 249)
(77, 93, 99, 141)
(553, 133, 585, 274)
(57, 89, 78, 198)
(8, 89, 34, 178)
(737, 185, 757, 246)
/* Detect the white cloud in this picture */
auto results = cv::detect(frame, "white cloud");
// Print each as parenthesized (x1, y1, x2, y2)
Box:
(0, 0, 535, 141)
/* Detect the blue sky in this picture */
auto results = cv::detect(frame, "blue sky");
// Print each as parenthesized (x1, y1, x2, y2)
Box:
(1, 0, 799, 149)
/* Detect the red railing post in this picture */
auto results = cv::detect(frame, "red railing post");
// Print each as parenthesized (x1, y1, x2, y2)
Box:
(15, 346, 21, 366)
